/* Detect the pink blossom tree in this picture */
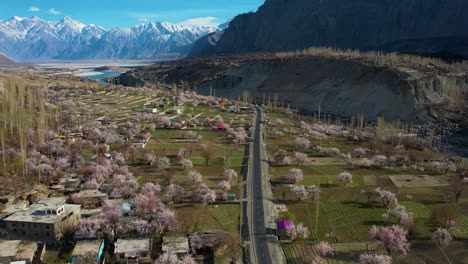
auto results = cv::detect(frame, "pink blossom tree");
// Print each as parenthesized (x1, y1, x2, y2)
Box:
(196, 184, 216, 205)
(156, 156, 171, 170)
(224, 168, 238, 181)
(291, 137, 310, 151)
(110, 174, 138, 199)
(144, 152, 156, 165)
(161, 117, 171, 128)
(294, 152, 310, 165)
(76, 218, 106, 239)
(359, 253, 392, 264)
(180, 159, 194, 170)
(287, 222, 310, 242)
(218, 181, 231, 198)
(187, 170, 203, 185)
(276, 119, 284, 126)
(141, 182, 162, 196)
(306, 185, 320, 201)
(287, 168, 303, 184)
(290, 185, 308, 201)
(369, 225, 410, 255)
(152, 207, 177, 235)
(163, 183, 184, 203)
(132, 192, 162, 218)
(432, 228, 452, 246)
(313, 241, 335, 257)
(337, 172, 353, 186)
(375, 188, 398, 207)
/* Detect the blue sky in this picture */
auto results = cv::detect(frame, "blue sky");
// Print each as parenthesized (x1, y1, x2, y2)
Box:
(0, 0, 264, 28)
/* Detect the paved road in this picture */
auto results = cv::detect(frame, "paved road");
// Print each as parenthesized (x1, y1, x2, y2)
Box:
(248, 107, 274, 264)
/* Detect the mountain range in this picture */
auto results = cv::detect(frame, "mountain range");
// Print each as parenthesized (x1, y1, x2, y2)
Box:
(0, 16, 222, 61)
(189, 0, 468, 58)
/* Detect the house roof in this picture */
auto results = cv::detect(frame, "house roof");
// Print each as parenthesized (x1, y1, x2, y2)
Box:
(71, 240, 103, 257)
(277, 220, 293, 230)
(0, 240, 37, 261)
(114, 238, 150, 257)
(3, 204, 81, 224)
(162, 235, 189, 254)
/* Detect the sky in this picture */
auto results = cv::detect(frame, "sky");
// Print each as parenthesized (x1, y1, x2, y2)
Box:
(0, 0, 264, 28)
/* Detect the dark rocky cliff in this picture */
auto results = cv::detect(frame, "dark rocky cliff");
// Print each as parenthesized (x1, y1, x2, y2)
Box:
(189, 0, 468, 58)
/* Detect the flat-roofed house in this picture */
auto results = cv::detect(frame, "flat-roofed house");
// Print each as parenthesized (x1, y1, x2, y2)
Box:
(114, 238, 152, 264)
(70, 240, 105, 264)
(3, 200, 81, 244)
(0, 240, 38, 264)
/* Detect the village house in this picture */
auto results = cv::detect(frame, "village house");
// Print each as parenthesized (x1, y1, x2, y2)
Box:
(114, 238, 152, 264)
(161, 235, 189, 256)
(0, 240, 39, 264)
(2, 198, 81, 244)
(75, 190, 108, 209)
(276, 220, 294, 241)
(70, 240, 105, 264)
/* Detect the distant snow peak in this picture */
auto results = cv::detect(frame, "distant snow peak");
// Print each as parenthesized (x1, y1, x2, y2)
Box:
(0, 16, 219, 60)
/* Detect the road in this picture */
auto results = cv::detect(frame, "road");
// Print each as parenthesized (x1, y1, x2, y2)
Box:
(248, 107, 274, 264)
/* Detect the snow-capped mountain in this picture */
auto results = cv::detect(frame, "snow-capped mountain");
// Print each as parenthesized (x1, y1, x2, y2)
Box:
(0, 16, 218, 61)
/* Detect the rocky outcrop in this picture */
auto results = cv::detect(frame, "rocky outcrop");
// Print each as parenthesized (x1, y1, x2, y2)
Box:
(0, 54, 15, 65)
(119, 55, 467, 123)
(189, 0, 468, 58)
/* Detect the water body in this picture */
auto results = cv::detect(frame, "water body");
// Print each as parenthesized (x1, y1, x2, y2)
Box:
(77, 71, 121, 84)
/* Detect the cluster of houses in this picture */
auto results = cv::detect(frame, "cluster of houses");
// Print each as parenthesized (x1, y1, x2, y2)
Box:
(0, 187, 198, 264)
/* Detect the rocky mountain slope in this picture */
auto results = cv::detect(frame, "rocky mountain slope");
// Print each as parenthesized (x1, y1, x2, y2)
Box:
(116, 54, 468, 123)
(189, 0, 468, 58)
(0, 16, 219, 61)
(0, 54, 15, 65)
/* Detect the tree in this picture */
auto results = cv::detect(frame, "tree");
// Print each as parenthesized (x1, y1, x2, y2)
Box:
(359, 253, 392, 264)
(360, 188, 378, 202)
(432, 228, 452, 246)
(161, 117, 171, 128)
(273, 149, 288, 164)
(451, 175, 468, 202)
(383, 205, 414, 229)
(287, 168, 303, 184)
(291, 137, 310, 151)
(287, 222, 310, 242)
(154, 253, 179, 264)
(294, 152, 310, 165)
(196, 184, 216, 205)
(144, 152, 155, 165)
(430, 204, 460, 229)
(337, 172, 353, 186)
(200, 144, 215, 166)
(187, 170, 203, 185)
(369, 225, 410, 255)
(110, 174, 138, 199)
(306, 185, 320, 201)
(76, 218, 106, 239)
(101, 201, 123, 239)
(224, 168, 238, 181)
(353, 147, 366, 157)
(127, 145, 138, 162)
(290, 185, 308, 201)
(313, 241, 335, 257)
(218, 181, 231, 198)
(132, 192, 161, 218)
(372, 155, 388, 167)
(141, 182, 162, 196)
(180, 159, 193, 170)
(375, 188, 397, 207)
(164, 183, 184, 203)
(276, 119, 284, 126)
(387, 204, 410, 223)
(156, 156, 171, 170)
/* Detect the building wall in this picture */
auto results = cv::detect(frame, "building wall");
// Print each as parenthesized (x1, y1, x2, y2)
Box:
(4, 207, 81, 243)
